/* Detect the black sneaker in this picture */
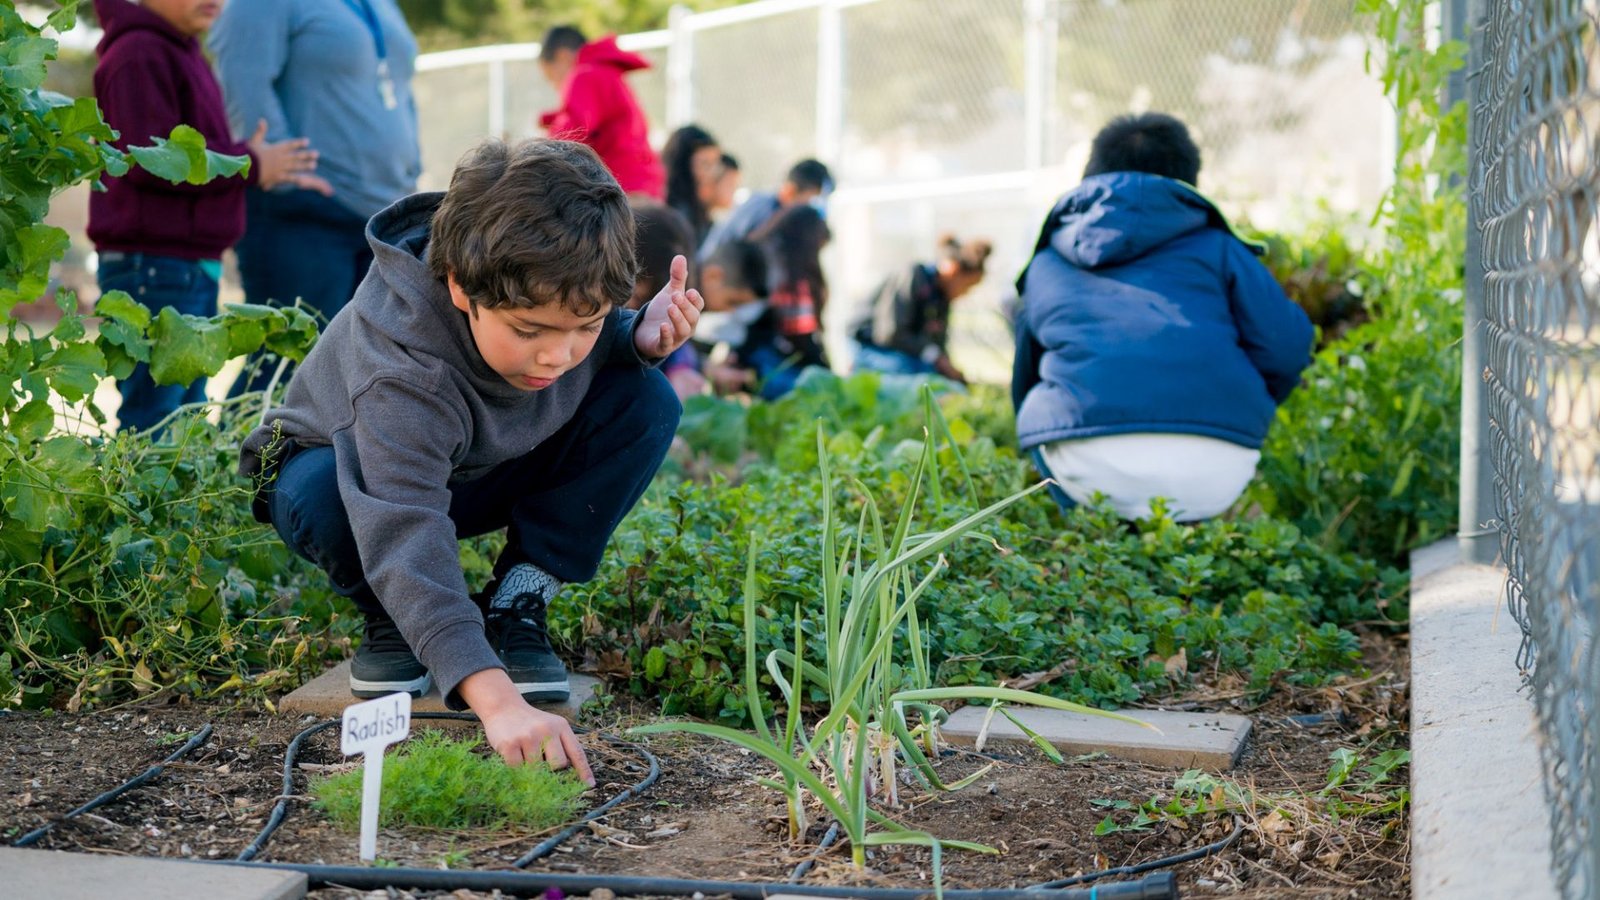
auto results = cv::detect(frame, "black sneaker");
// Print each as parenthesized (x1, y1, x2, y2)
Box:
(484, 592, 570, 704)
(350, 616, 431, 698)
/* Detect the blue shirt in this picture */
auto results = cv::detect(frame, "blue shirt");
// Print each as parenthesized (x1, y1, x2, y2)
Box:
(211, 0, 421, 220)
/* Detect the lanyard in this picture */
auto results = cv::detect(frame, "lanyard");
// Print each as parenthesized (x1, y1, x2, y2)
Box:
(341, 0, 387, 62)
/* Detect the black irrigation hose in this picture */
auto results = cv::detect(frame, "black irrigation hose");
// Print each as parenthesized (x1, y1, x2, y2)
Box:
(510, 732, 661, 868)
(1026, 816, 1245, 890)
(217, 859, 1181, 899)
(11, 724, 214, 848)
(236, 711, 662, 866)
(789, 820, 842, 882)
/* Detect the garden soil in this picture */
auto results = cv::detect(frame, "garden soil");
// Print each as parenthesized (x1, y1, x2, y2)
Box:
(0, 633, 1409, 899)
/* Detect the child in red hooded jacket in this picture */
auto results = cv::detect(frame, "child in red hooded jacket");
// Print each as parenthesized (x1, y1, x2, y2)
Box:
(537, 25, 665, 200)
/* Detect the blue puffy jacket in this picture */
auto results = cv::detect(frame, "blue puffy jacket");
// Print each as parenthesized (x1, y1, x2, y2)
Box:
(1011, 172, 1313, 452)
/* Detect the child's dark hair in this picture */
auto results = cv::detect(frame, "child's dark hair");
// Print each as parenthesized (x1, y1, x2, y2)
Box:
(539, 26, 587, 61)
(630, 201, 696, 306)
(786, 158, 832, 194)
(938, 233, 992, 274)
(662, 124, 718, 235)
(752, 204, 829, 302)
(706, 239, 768, 297)
(1083, 113, 1201, 186)
(430, 139, 635, 317)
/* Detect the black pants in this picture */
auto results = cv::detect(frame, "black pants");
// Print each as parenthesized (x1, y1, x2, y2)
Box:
(266, 364, 680, 620)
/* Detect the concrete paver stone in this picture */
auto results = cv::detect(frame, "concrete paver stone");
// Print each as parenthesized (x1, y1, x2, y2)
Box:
(0, 846, 305, 900)
(277, 659, 599, 721)
(941, 704, 1251, 770)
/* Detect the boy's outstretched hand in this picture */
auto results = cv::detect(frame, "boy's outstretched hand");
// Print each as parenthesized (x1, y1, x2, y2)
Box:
(459, 668, 594, 785)
(635, 255, 704, 359)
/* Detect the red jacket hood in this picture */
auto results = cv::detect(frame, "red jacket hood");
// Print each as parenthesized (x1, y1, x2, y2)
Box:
(94, 0, 193, 54)
(576, 35, 651, 73)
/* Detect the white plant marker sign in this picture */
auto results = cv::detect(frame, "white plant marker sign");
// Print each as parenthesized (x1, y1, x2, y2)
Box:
(340, 691, 412, 861)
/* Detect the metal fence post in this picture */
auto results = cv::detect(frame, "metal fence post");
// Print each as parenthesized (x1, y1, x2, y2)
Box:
(816, 0, 843, 164)
(1453, 0, 1498, 566)
(487, 59, 506, 139)
(667, 4, 695, 129)
(1023, 0, 1060, 171)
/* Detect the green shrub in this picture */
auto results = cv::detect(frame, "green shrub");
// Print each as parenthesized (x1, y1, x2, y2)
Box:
(311, 730, 588, 831)
(0, 4, 344, 709)
(1249, 0, 1466, 568)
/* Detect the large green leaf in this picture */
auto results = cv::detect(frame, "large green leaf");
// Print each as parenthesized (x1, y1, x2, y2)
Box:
(127, 125, 250, 186)
(148, 307, 229, 386)
(38, 342, 105, 402)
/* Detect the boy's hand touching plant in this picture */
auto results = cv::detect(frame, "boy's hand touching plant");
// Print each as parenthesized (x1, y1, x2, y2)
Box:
(635, 255, 704, 358)
(460, 668, 595, 785)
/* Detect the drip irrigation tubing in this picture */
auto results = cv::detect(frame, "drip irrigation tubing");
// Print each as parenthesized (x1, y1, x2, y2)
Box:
(8, 711, 1211, 899)
(1027, 816, 1245, 890)
(789, 820, 842, 882)
(216, 859, 1180, 899)
(237, 711, 660, 866)
(11, 724, 214, 848)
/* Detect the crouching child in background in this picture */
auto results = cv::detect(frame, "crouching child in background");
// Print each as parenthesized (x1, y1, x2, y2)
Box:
(239, 140, 702, 779)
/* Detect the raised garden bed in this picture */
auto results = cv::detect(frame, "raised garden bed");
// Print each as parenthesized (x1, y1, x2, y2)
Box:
(0, 634, 1409, 899)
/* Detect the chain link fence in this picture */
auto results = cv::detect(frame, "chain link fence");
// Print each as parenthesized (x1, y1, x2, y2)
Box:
(1471, 1, 1600, 896)
(413, 0, 1389, 381)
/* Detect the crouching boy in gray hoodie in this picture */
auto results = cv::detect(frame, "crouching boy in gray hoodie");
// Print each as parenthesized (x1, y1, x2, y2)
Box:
(240, 139, 702, 780)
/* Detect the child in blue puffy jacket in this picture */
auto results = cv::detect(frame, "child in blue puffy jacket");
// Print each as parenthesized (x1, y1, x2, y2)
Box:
(1012, 113, 1313, 522)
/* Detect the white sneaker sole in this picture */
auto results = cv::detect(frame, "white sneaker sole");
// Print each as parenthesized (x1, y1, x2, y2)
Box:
(350, 671, 432, 697)
(512, 676, 570, 703)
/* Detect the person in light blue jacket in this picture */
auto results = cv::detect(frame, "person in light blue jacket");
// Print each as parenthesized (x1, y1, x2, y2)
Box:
(1012, 113, 1313, 522)
(211, 0, 422, 395)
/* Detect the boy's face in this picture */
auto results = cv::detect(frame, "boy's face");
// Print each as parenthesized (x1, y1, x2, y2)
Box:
(449, 275, 609, 391)
(142, 0, 223, 37)
(539, 49, 577, 89)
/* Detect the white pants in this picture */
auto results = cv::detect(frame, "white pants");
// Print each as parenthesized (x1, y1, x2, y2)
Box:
(1038, 433, 1260, 522)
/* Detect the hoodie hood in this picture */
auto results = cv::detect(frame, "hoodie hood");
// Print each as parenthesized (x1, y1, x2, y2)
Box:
(94, 0, 191, 53)
(1044, 172, 1244, 269)
(362, 192, 531, 401)
(576, 34, 651, 73)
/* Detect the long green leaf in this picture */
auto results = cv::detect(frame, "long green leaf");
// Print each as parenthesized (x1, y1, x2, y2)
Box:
(742, 535, 770, 742)
(629, 721, 856, 829)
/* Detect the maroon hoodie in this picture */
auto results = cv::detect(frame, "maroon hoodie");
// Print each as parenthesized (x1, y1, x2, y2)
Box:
(88, 0, 256, 260)
(539, 36, 665, 199)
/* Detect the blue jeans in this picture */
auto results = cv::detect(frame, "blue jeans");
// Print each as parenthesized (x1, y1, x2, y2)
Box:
(263, 364, 680, 621)
(852, 342, 937, 376)
(98, 252, 217, 432)
(229, 188, 374, 396)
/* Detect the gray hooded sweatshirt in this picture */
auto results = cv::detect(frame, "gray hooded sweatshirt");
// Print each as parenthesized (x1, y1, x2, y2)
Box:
(240, 192, 653, 705)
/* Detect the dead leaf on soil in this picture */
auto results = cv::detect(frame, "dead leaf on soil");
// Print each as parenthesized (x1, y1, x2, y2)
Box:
(1164, 648, 1188, 680)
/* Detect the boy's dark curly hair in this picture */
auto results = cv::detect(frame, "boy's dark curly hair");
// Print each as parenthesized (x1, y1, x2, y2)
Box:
(430, 139, 636, 317)
(1083, 112, 1202, 186)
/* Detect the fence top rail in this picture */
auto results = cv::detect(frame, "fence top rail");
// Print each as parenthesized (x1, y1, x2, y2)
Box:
(415, 29, 670, 72)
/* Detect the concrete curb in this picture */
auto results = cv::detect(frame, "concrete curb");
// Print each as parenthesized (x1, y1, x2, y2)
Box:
(1409, 538, 1557, 898)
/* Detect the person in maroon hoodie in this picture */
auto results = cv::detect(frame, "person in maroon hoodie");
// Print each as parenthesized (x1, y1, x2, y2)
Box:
(537, 26, 665, 201)
(89, 0, 326, 433)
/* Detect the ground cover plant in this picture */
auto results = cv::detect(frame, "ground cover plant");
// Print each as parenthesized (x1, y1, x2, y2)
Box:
(311, 729, 588, 831)
(0, 3, 348, 712)
(565, 369, 1404, 725)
